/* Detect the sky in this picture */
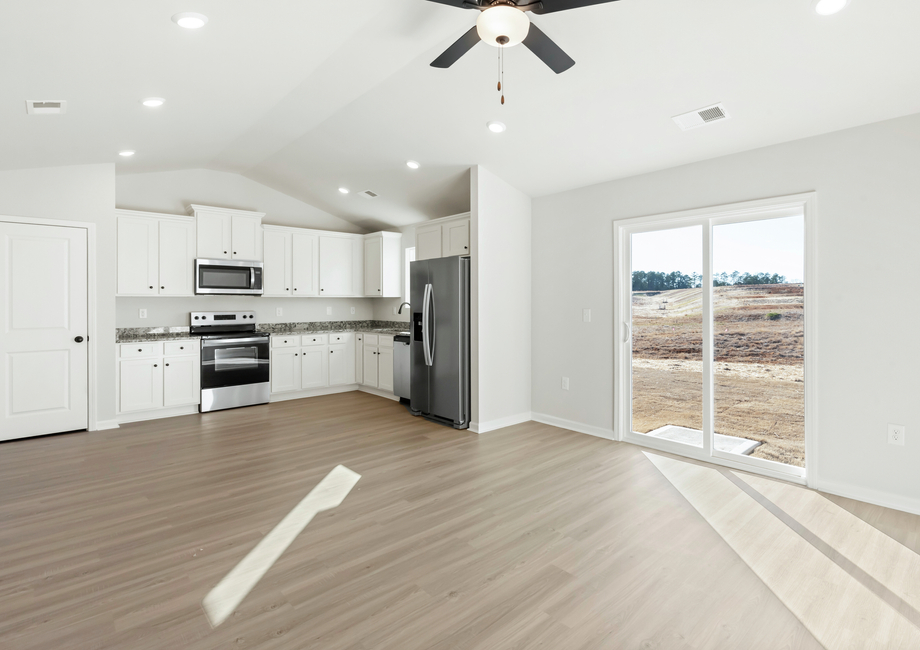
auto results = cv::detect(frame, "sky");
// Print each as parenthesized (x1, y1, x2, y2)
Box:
(631, 216, 804, 282)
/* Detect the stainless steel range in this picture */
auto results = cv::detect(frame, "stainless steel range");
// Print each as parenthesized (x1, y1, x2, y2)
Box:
(190, 311, 270, 412)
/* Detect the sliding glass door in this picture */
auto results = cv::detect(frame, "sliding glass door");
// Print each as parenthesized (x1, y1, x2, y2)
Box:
(615, 196, 813, 482)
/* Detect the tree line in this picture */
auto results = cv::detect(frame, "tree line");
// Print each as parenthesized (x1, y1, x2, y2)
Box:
(632, 271, 788, 291)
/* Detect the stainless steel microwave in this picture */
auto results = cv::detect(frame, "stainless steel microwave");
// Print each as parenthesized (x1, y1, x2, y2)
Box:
(195, 259, 263, 295)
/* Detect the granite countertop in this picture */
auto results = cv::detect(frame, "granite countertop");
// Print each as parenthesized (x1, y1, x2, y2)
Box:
(116, 320, 410, 344)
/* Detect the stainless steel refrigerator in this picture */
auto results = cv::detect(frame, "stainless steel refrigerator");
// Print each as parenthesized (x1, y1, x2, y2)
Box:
(410, 256, 470, 429)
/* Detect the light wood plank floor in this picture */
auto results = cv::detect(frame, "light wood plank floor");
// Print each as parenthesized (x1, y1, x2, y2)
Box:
(1, 391, 910, 649)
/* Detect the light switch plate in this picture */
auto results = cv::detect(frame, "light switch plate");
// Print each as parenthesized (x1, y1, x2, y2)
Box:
(351, 307, 356, 314)
(583, 309, 591, 323)
(888, 424, 906, 446)
(276, 307, 283, 317)
(326, 306, 332, 315)
(562, 377, 570, 390)
(138, 309, 147, 319)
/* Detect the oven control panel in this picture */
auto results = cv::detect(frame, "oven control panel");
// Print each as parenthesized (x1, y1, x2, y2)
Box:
(191, 311, 257, 323)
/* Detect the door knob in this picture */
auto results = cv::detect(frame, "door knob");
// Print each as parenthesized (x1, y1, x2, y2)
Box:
(74, 336, 84, 343)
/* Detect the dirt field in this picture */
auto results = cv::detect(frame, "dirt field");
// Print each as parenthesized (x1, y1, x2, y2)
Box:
(631, 284, 805, 467)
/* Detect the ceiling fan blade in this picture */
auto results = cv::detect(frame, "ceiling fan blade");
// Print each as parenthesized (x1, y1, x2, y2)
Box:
(530, 0, 621, 15)
(430, 26, 481, 68)
(522, 23, 575, 74)
(424, 0, 481, 8)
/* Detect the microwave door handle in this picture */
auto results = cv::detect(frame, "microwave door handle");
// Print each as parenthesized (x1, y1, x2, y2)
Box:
(250, 267, 255, 289)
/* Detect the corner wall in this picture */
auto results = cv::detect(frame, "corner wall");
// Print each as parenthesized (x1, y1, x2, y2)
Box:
(0, 164, 117, 426)
(471, 166, 532, 432)
(532, 111, 920, 513)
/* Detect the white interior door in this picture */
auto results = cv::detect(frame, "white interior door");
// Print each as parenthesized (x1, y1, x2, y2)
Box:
(0, 222, 88, 440)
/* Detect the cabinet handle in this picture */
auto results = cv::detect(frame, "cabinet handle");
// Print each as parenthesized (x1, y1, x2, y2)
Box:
(330, 350, 334, 354)
(154, 364, 158, 367)
(161, 286, 165, 290)
(295, 353, 298, 356)
(294, 288, 297, 291)
(464, 246, 468, 249)
(138, 349, 143, 352)
(149, 286, 153, 289)
(321, 288, 324, 292)
(234, 251, 237, 255)
(224, 251, 227, 254)
(180, 346, 184, 350)
(165, 363, 170, 367)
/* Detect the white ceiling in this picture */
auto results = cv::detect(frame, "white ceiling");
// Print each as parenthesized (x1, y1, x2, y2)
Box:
(3, 0, 920, 229)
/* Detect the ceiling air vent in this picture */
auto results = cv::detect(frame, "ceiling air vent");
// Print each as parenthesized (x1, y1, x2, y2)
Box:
(357, 190, 379, 199)
(26, 100, 67, 115)
(672, 103, 729, 131)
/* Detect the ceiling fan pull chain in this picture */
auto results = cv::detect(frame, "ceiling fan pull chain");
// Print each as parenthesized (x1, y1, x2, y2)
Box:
(497, 45, 501, 92)
(501, 45, 505, 105)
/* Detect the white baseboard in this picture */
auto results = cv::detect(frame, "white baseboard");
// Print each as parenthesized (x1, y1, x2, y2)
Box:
(357, 386, 400, 402)
(93, 419, 120, 431)
(270, 384, 360, 403)
(116, 404, 199, 425)
(471, 411, 532, 434)
(817, 478, 920, 517)
(531, 412, 616, 441)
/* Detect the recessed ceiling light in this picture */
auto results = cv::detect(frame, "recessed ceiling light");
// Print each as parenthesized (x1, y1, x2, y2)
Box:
(406, 160, 420, 169)
(813, 0, 849, 15)
(119, 150, 135, 157)
(172, 12, 208, 29)
(487, 121, 506, 134)
(142, 97, 165, 107)
(338, 187, 350, 194)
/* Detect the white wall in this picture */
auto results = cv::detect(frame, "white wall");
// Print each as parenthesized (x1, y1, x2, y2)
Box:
(472, 166, 532, 432)
(532, 111, 920, 513)
(117, 296, 375, 328)
(116, 168, 363, 233)
(0, 164, 117, 425)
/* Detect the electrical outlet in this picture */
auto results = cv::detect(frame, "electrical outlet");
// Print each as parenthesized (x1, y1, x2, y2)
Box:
(583, 309, 591, 323)
(562, 377, 570, 390)
(326, 306, 332, 316)
(351, 307, 356, 315)
(888, 424, 906, 446)
(138, 309, 147, 319)
(276, 307, 283, 317)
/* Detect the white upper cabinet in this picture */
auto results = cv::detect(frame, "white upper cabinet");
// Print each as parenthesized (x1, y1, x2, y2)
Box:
(364, 232, 402, 297)
(263, 228, 292, 297)
(117, 211, 195, 297)
(443, 219, 470, 257)
(292, 232, 319, 296)
(195, 210, 232, 259)
(117, 216, 158, 295)
(157, 219, 196, 296)
(231, 215, 261, 260)
(415, 223, 442, 261)
(415, 213, 470, 260)
(189, 205, 264, 261)
(319, 235, 363, 297)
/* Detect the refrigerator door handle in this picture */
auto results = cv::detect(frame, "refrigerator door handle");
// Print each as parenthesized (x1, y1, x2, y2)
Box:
(422, 283, 433, 367)
(429, 285, 436, 362)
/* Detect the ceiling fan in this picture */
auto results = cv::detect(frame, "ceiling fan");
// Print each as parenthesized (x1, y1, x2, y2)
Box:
(427, 0, 621, 74)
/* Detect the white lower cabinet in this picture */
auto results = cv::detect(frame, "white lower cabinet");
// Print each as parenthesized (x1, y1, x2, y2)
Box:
(377, 348, 394, 392)
(360, 334, 393, 391)
(362, 346, 379, 388)
(271, 348, 301, 393)
(163, 355, 200, 407)
(119, 358, 163, 413)
(118, 341, 200, 416)
(301, 347, 328, 390)
(271, 333, 355, 394)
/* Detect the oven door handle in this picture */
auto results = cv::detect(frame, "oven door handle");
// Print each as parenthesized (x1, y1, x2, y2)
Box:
(202, 337, 269, 347)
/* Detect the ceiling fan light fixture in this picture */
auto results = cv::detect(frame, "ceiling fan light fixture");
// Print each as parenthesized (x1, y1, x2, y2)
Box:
(477, 5, 530, 48)
(813, 0, 849, 15)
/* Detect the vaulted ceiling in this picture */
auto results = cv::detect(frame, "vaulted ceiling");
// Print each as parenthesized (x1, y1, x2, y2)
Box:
(3, 0, 920, 229)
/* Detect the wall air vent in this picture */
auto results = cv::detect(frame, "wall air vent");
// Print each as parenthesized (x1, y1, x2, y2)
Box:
(26, 100, 67, 115)
(672, 103, 729, 131)
(357, 190, 379, 199)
